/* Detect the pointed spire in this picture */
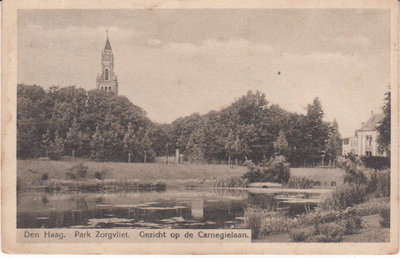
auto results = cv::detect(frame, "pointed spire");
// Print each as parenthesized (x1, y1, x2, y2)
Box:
(105, 30, 112, 50)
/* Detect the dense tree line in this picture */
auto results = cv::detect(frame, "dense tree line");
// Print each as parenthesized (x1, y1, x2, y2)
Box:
(17, 84, 157, 162)
(18, 85, 342, 166)
(162, 91, 341, 167)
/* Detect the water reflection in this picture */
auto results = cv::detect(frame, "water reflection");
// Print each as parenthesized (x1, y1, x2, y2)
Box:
(17, 188, 321, 229)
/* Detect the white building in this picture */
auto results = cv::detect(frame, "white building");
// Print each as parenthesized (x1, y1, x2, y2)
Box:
(342, 111, 385, 157)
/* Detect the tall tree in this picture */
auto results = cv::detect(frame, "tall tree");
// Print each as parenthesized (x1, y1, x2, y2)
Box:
(123, 122, 137, 163)
(377, 90, 391, 156)
(302, 97, 330, 166)
(325, 119, 342, 166)
(273, 130, 289, 157)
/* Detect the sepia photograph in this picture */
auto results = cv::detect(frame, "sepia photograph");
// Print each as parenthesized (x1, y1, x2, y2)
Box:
(2, 0, 398, 254)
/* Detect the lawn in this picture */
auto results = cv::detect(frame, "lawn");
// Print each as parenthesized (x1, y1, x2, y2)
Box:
(290, 168, 346, 186)
(17, 159, 247, 188)
(17, 159, 345, 190)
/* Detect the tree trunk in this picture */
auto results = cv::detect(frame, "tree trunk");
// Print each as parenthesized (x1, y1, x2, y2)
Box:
(128, 152, 131, 163)
(144, 152, 147, 163)
(228, 155, 231, 166)
(235, 158, 238, 166)
(71, 149, 75, 161)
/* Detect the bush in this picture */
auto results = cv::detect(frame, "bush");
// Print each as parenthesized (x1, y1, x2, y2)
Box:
(343, 166, 367, 185)
(322, 184, 367, 210)
(352, 198, 390, 216)
(379, 207, 390, 228)
(66, 163, 88, 180)
(242, 206, 265, 239)
(340, 216, 363, 235)
(361, 156, 390, 171)
(288, 227, 312, 242)
(375, 170, 390, 198)
(41, 173, 49, 181)
(312, 222, 344, 242)
(242, 156, 290, 184)
(284, 176, 320, 189)
(214, 176, 249, 188)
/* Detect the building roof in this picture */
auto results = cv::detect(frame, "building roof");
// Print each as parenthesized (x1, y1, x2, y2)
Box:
(105, 37, 112, 50)
(357, 112, 384, 132)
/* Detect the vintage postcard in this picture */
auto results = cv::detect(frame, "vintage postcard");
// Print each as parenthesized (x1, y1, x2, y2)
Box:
(1, 0, 399, 254)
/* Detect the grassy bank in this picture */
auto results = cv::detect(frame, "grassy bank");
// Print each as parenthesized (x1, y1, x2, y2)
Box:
(17, 159, 345, 191)
(17, 159, 247, 190)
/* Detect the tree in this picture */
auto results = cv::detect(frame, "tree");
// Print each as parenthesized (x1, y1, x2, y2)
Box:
(377, 91, 391, 156)
(325, 119, 342, 166)
(90, 126, 105, 161)
(48, 131, 65, 160)
(137, 129, 154, 163)
(123, 122, 137, 163)
(66, 117, 82, 159)
(302, 97, 330, 166)
(273, 130, 289, 157)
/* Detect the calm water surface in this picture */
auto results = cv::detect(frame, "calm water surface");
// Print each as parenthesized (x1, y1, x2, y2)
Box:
(17, 188, 321, 229)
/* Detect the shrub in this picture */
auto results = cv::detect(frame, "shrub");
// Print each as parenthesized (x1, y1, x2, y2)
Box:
(379, 207, 390, 228)
(242, 206, 265, 239)
(322, 184, 367, 210)
(284, 176, 320, 189)
(312, 222, 344, 242)
(340, 216, 363, 235)
(288, 227, 312, 242)
(214, 176, 249, 188)
(242, 156, 290, 184)
(375, 170, 390, 198)
(343, 166, 367, 185)
(41, 173, 49, 181)
(352, 198, 390, 216)
(361, 156, 390, 171)
(66, 163, 88, 180)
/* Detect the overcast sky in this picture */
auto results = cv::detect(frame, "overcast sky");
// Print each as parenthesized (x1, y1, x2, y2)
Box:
(17, 9, 390, 137)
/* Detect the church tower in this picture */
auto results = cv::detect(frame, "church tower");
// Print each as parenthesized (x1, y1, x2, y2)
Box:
(96, 31, 119, 95)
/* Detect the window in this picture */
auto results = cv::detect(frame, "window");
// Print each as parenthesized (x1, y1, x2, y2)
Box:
(343, 138, 349, 145)
(365, 151, 372, 156)
(101, 86, 103, 90)
(105, 69, 109, 80)
(109, 86, 112, 91)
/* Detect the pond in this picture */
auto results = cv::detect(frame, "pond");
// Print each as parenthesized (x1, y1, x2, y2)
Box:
(17, 188, 324, 229)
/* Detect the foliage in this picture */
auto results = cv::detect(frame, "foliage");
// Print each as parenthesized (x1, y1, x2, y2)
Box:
(242, 156, 290, 184)
(339, 216, 363, 235)
(273, 130, 289, 157)
(322, 184, 367, 210)
(288, 227, 313, 242)
(284, 176, 321, 189)
(325, 119, 342, 163)
(368, 170, 390, 198)
(67, 163, 88, 180)
(18, 85, 335, 166)
(214, 176, 249, 188)
(379, 207, 390, 228)
(312, 222, 344, 242)
(41, 173, 49, 181)
(17, 85, 154, 162)
(47, 131, 65, 160)
(242, 206, 265, 239)
(361, 156, 390, 171)
(352, 198, 390, 216)
(377, 91, 390, 156)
